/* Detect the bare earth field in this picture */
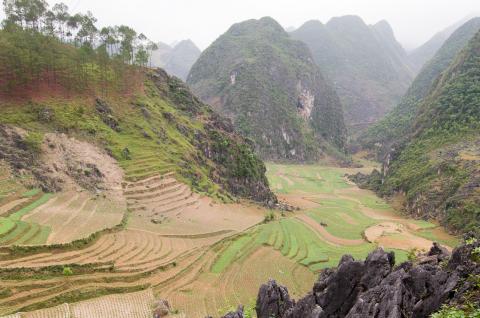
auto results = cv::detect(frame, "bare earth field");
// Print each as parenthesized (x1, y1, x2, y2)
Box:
(0, 163, 459, 317)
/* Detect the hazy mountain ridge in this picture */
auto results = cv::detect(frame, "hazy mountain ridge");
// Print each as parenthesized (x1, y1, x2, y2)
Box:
(150, 39, 201, 80)
(291, 16, 414, 132)
(187, 17, 347, 162)
(408, 15, 478, 72)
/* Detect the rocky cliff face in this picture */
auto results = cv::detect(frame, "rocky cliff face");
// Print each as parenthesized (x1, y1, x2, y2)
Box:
(187, 17, 346, 162)
(251, 238, 479, 318)
(291, 16, 413, 133)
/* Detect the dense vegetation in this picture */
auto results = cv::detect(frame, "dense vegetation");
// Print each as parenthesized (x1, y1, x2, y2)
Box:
(360, 17, 480, 156)
(0, 1, 275, 203)
(187, 17, 347, 162)
(291, 16, 414, 133)
(0, 0, 161, 99)
(363, 30, 480, 235)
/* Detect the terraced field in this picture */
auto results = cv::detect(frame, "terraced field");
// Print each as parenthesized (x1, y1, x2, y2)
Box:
(0, 162, 52, 246)
(0, 163, 459, 317)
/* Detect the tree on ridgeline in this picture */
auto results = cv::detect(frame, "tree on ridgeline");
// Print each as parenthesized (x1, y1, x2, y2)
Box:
(0, 0, 158, 97)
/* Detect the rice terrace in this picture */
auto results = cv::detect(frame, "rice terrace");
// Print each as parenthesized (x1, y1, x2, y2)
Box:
(1, 0, 479, 317)
(0, 160, 458, 317)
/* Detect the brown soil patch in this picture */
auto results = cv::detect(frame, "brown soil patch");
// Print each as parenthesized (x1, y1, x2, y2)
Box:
(364, 222, 403, 243)
(377, 232, 435, 252)
(41, 133, 126, 205)
(276, 194, 322, 210)
(23, 191, 124, 244)
(365, 222, 448, 252)
(296, 214, 365, 246)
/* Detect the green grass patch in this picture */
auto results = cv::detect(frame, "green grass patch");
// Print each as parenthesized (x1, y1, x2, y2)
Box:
(21, 188, 41, 198)
(0, 217, 16, 236)
(211, 235, 255, 273)
(9, 193, 53, 221)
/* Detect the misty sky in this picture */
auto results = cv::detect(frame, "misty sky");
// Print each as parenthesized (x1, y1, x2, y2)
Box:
(1, 0, 479, 50)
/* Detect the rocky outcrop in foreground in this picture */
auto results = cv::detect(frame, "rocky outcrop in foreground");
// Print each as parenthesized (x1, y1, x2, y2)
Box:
(222, 237, 479, 318)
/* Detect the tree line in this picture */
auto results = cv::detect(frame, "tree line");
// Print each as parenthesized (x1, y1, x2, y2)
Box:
(0, 0, 159, 97)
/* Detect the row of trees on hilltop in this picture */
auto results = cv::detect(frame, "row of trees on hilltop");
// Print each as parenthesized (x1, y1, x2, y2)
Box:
(0, 0, 159, 97)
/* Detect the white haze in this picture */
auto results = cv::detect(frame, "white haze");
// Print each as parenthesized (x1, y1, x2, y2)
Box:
(1, 0, 479, 50)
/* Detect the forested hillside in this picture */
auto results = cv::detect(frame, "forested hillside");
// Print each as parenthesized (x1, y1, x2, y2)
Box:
(0, 0, 275, 204)
(360, 17, 480, 157)
(187, 17, 347, 162)
(291, 16, 413, 132)
(356, 29, 480, 235)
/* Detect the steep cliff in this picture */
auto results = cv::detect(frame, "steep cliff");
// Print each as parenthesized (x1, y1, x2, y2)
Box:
(187, 17, 346, 162)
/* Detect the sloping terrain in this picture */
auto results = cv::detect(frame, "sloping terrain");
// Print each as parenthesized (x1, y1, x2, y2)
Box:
(187, 17, 346, 161)
(0, 164, 456, 317)
(291, 16, 414, 132)
(355, 29, 480, 235)
(408, 15, 477, 72)
(360, 17, 480, 156)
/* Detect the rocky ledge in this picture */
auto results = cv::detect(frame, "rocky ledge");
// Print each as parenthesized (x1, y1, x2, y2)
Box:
(220, 236, 480, 318)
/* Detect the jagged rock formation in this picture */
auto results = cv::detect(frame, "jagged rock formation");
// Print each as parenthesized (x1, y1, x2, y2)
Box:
(150, 40, 201, 80)
(291, 16, 413, 132)
(356, 29, 480, 235)
(187, 17, 346, 161)
(254, 239, 480, 318)
(360, 17, 480, 157)
(219, 305, 244, 318)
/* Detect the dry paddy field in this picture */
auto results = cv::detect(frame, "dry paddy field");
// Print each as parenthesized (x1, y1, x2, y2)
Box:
(0, 161, 459, 318)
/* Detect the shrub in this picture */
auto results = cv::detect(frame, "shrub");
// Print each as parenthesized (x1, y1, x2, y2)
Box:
(24, 132, 44, 153)
(62, 266, 73, 276)
(263, 211, 275, 223)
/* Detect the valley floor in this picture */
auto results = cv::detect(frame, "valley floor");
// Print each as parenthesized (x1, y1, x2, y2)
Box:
(0, 163, 458, 318)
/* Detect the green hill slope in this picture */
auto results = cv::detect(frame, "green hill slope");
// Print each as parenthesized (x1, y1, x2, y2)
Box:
(291, 16, 414, 132)
(187, 17, 346, 162)
(356, 30, 480, 234)
(360, 18, 480, 156)
(0, 25, 275, 204)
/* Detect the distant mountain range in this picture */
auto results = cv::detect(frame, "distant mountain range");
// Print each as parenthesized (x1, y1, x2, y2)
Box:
(187, 17, 347, 162)
(408, 15, 478, 72)
(290, 16, 414, 133)
(150, 39, 201, 80)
